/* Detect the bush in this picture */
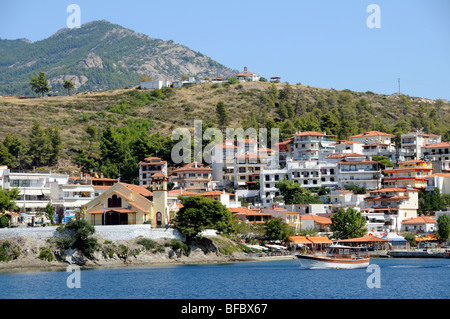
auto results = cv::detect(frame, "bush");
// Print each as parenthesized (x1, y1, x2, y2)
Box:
(38, 247, 53, 262)
(165, 239, 189, 256)
(137, 238, 156, 250)
(0, 241, 21, 262)
(56, 220, 98, 257)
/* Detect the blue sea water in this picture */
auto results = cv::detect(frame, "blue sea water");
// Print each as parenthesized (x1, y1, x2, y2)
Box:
(0, 258, 448, 299)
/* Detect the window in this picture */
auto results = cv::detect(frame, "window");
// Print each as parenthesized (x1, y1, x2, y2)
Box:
(108, 195, 122, 208)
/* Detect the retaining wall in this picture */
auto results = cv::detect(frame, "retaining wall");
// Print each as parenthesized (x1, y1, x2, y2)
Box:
(0, 225, 191, 242)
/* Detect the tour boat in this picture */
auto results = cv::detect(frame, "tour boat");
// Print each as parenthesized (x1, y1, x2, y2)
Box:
(295, 244, 370, 269)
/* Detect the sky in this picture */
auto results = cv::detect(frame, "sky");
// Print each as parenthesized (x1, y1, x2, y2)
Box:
(0, 0, 449, 100)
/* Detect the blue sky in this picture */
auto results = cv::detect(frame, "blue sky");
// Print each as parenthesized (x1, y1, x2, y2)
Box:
(1, 0, 449, 100)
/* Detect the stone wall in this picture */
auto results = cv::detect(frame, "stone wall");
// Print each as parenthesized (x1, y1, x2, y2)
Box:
(0, 225, 188, 242)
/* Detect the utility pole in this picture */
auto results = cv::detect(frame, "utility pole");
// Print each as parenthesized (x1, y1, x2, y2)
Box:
(398, 78, 401, 95)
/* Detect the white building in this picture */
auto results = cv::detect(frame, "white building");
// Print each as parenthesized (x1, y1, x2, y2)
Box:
(336, 153, 380, 190)
(361, 187, 419, 235)
(139, 157, 168, 187)
(332, 140, 364, 154)
(140, 80, 171, 90)
(235, 67, 260, 82)
(425, 173, 450, 195)
(292, 131, 336, 161)
(422, 141, 450, 162)
(349, 131, 397, 162)
(399, 132, 441, 161)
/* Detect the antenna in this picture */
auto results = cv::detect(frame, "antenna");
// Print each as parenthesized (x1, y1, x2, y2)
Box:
(398, 78, 401, 95)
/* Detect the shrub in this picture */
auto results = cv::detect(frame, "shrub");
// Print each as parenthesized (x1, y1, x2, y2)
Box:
(0, 241, 21, 262)
(165, 239, 189, 256)
(56, 220, 98, 257)
(38, 247, 53, 262)
(137, 238, 156, 250)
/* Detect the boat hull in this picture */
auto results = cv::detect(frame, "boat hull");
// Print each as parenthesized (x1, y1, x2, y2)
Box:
(296, 254, 370, 269)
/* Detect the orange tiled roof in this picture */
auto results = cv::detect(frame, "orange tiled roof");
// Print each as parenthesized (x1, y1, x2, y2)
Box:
(122, 183, 153, 198)
(299, 214, 332, 225)
(423, 141, 450, 148)
(349, 131, 395, 138)
(369, 187, 419, 193)
(294, 131, 335, 137)
(402, 216, 436, 224)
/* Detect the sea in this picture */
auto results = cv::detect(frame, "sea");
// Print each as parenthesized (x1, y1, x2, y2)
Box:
(0, 258, 448, 316)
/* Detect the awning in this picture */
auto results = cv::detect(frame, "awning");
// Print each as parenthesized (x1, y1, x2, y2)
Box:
(338, 235, 388, 243)
(289, 236, 312, 244)
(20, 189, 50, 195)
(307, 236, 333, 244)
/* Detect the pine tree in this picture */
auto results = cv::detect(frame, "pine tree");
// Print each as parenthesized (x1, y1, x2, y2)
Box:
(63, 80, 74, 96)
(216, 100, 229, 132)
(30, 71, 50, 97)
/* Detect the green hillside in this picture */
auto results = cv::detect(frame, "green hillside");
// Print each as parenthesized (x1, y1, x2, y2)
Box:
(0, 80, 448, 184)
(0, 20, 236, 96)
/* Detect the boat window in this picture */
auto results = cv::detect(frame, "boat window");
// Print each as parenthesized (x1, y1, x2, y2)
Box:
(344, 249, 350, 255)
(339, 249, 343, 255)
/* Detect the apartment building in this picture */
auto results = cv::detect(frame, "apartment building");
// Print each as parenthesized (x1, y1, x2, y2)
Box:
(361, 187, 419, 235)
(234, 154, 270, 202)
(422, 141, 450, 163)
(336, 153, 380, 190)
(349, 131, 397, 162)
(292, 131, 336, 161)
(399, 132, 441, 161)
(382, 160, 432, 189)
(139, 156, 168, 186)
(211, 138, 259, 188)
(169, 162, 213, 193)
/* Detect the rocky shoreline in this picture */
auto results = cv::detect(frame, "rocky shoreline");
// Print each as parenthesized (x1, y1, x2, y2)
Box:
(0, 235, 290, 273)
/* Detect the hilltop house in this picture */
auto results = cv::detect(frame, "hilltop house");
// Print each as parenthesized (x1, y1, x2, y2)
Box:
(235, 67, 260, 82)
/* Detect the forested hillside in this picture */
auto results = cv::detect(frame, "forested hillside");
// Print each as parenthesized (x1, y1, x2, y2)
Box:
(0, 20, 236, 96)
(0, 80, 448, 184)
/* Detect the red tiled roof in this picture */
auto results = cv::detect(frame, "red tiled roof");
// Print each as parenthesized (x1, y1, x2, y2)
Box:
(402, 216, 436, 224)
(423, 141, 450, 148)
(349, 131, 395, 138)
(294, 131, 335, 137)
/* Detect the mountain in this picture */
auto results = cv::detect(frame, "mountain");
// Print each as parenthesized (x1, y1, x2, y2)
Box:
(0, 20, 237, 95)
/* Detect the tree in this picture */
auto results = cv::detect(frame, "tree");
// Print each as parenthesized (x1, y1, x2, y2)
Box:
(436, 214, 450, 243)
(330, 207, 367, 240)
(216, 100, 229, 132)
(63, 80, 74, 96)
(30, 71, 49, 97)
(275, 180, 322, 204)
(372, 155, 394, 170)
(45, 202, 55, 225)
(174, 195, 234, 240)
(57, 219, 98, 257)
(264, 218, 294, 241)
(28, 121, 53, 167)
(0, 188, 20, 214)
